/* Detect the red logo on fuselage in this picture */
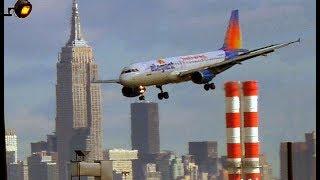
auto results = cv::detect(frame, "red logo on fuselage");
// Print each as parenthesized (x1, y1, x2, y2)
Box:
(157, 59, 166, 65)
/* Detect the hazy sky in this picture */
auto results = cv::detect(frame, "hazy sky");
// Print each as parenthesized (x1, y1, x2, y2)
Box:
(4, 0, 315, 177)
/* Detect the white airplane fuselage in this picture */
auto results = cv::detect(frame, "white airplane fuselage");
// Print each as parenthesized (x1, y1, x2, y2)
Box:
(119, 50, 226, 87)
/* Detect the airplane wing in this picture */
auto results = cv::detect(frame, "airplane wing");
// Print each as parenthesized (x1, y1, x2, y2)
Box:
(178, 38, 300, 77)
(91, 79, 120, 84)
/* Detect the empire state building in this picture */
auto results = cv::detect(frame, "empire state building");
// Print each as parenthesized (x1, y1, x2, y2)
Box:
(56, 1, 103, 179)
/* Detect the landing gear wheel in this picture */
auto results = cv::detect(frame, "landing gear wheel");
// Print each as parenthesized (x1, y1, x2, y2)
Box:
(163, 92, 169, 99)
(204, 84, 210, 91)
(158, 93, 163, 100)
(209, 83, 216, 90)
(139, 96, 145, 101)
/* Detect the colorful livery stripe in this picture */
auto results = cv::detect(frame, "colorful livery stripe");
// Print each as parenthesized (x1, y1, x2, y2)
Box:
(222, 10, 242, 50)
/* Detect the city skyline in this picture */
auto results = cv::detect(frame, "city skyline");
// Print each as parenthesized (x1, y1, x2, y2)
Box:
(4, 0, 315, 177)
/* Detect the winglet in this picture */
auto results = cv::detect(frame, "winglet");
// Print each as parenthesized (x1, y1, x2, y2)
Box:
(297, 38, 301, 43)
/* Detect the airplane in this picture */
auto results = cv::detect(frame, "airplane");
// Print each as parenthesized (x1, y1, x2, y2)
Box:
(93, 9, 300, 101)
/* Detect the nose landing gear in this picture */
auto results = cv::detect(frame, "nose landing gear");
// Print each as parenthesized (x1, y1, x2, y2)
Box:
(138, 86, 146, 101)
(156, 85, 169, 100)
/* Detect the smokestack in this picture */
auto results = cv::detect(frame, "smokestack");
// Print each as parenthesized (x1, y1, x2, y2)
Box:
(242, 81, 261, 180)
(224, 81, 242, 180)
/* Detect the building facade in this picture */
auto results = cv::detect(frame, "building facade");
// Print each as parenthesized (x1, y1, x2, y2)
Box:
(280, 131, 316, 180)
(188, 141, 218, 175)
(131, 102, 160, 180)
(47, 132, 57, 152)
(131, 102, 160, 154)
(6, 129, 18, 164)
(7, 161, 28, 180)
(31, 132, 57, 154)
(56, 1, 103, 179)
(104, 149, 138, 180)
(170, 157, 184, 180)
(31, 141, 47, 154)
(27, 152, 58, 180)
(155, 151, 175, 180)
(143, 163, 161, 180)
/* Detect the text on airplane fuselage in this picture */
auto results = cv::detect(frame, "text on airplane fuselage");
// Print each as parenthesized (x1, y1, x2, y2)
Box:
(149, 54, 209, 72)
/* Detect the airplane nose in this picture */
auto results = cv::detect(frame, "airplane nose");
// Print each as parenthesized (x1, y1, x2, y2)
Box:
(119, 75, 131, 86)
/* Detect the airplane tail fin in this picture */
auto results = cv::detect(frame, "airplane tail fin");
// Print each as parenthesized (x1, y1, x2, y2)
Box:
(221, 10, 242, 50)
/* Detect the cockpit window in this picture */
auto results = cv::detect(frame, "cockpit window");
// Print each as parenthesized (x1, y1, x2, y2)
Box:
(121, 68, 139, 74)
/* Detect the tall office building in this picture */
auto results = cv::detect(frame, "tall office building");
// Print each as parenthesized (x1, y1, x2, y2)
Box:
(188, 141, 218, 174)
(7, 161, 28, 180)
(170, 157, 184, 180)
(131, 102, 160, 180)
(31, 141, 48, 154)
(155, 151, 176, 180)
(182, 155, 198, 180)
(56, 1, 103, 179)
(27, 152, 58, 180)
(131, 102, 160, 154)
(31, 132, 57, 154)
(47, 132, 57, 152)
(6, 129, 18, 164)
(280, 131, 316, 180)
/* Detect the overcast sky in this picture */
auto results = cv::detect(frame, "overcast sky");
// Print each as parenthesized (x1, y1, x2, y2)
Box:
(4, 0, 315, 177)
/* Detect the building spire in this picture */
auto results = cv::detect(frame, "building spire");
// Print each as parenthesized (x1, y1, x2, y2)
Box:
(67, 0, 88, 46)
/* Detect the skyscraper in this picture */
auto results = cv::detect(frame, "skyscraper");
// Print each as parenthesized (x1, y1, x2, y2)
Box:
(169, 157, 185, 180)
(7, 161, 28, 180)
(155, 151, 176, 180)
(27, 152, 58, 180)
(56, 1, 103, 179)
(47, 132, 57, 153)
(188, 141, 218, 174)
(280, 131, 316, 180)
(131, 102, 160, 180)
(31, 141, 47, 154)
(131, 102, 160, 154)
(5, 129, 18, 164)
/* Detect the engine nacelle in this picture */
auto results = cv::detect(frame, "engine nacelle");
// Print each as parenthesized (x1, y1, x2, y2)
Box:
(122, 87, 141, 97)
(191, 69, 215, 84)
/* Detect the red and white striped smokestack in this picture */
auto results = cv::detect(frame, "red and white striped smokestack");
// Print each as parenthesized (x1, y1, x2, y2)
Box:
(224, 81, 242, 180)
(242, 81, 261, 180)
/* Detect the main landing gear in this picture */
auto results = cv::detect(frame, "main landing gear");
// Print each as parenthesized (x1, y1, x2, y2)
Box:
(156, 85, 169, 100)
(204, 83, 215, 91)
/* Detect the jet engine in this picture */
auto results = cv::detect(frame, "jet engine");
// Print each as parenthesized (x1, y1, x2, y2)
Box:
(191, 69, 215, 84)
(121, 86, 142, 97)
